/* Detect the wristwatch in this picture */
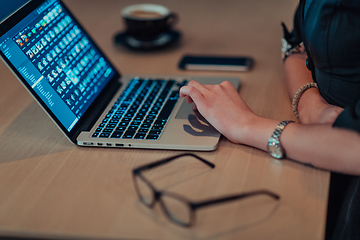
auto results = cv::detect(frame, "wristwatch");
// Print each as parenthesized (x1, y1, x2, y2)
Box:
(267, 121, 294, 159)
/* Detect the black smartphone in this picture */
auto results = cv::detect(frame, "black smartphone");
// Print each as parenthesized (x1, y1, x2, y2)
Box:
(178, 55, 253, 72)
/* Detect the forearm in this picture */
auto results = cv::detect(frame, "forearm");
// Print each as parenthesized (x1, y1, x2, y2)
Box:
(283, 54, 343, 123)
(283, 53, 313, 98)
(283, 53, 321, 123)
(282, 123, 360, 174)
(241, 117, 360, 175)
(179, 81, 359, 175)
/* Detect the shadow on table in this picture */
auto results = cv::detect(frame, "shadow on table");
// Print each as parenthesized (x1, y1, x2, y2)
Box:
(135, 192, 281, 240)
(0, 102, 74, 164)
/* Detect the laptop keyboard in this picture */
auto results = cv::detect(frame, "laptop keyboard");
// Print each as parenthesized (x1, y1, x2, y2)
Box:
(91, 78, 187, 140)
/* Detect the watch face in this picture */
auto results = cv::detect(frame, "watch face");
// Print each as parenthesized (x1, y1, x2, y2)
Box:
(267, 141, 283, 159)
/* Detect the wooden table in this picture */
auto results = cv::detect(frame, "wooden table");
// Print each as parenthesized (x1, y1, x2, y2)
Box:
(0, 0, 330, 239)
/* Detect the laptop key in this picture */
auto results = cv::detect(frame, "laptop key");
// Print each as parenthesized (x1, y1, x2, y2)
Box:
(146, 134, 160, 140)
(102, 128, 113, 133)
(128, 125, 139, 131)
(134, 133, 146, 139)
(106, 123, 116, 128)
(149, 130, 161, 135)
(157, 91, 179, 120)
(146, 115, 156, 120)
(154, 119, 167, 124)
(116, 126, 127, 131)
(143, 119, 154, 124)
(138, 128, 149, 133)
(121, 118, 131, 122)
(118, 121, 129, 127)
(123, 130, 136, 139)
(100, 133, 110, 138)
(151, 125, 164, 131)
(140, 123, 151, 129)
(110, 119, 120, 124)
(111, 131, 124, 138)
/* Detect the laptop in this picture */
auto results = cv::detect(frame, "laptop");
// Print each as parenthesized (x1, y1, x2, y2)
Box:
(0, 0, 240, 151)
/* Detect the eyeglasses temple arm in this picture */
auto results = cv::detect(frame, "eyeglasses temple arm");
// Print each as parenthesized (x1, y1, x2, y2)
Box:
(191, 190, 280, 210)
(133, 153, 215, 174)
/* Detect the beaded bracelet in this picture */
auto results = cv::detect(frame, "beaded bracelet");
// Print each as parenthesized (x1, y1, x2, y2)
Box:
(292, 82, 318, 119)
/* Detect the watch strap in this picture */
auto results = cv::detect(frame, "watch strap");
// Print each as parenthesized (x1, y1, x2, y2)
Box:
(268, 120, 294, 159)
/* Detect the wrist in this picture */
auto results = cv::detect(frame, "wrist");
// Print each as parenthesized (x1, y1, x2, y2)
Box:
(240, 116, 280, 151)
(292, 83, 318, 121)
(297, 88, 327, 123)
(267, 120, 295, 159)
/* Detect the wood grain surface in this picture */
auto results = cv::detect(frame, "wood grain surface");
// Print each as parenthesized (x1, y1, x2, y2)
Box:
(0, 0, 329, 239)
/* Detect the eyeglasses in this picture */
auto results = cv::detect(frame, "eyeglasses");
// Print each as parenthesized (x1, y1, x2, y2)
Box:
(132, 153, 280, 227)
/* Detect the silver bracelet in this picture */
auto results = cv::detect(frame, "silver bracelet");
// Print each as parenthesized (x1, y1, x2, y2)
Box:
(267, 120, 294, 159)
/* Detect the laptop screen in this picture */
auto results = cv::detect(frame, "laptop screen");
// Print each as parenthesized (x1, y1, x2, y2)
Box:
(0, 0, 116, 132)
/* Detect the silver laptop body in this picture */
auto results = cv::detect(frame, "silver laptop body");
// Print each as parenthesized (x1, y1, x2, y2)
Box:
(0, 0, 240, 151)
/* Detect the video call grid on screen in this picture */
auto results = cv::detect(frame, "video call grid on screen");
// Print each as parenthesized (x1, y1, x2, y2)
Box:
(0, 0, 115, 132)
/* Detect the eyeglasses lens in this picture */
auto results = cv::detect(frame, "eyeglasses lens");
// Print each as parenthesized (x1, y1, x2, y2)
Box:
(134, 175, 154, 206)
(161, 194, 191, 225)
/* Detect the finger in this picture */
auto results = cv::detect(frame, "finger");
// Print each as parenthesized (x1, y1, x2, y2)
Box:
(186, 80, 211, 95)
(179, 89, 198, 111)
(219, 81, 238, 92)
(197, 81, 234, 91)
(180, 91, 197, 109)
(200, 82, 236, 97)
(185, 96, 193, 104)
(179, 84, 206, 107)
(218, 81, 240, 98)
(179, 87, 188, 98)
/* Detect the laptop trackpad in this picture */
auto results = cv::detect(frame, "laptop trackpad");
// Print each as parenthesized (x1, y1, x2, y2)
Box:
(175, 101, 208, 122)
(175, 101, 194, 119)
(175, 101, 218, 137)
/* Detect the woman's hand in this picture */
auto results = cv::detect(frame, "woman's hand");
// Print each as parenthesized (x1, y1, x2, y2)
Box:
(180, 81, 360, 175)
(179, 80, 258, 144)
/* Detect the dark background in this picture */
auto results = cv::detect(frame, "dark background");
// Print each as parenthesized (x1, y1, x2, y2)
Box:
(0, 0, 29, 22)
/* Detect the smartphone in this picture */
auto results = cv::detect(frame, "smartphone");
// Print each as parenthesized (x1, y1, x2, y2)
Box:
(178, 55, 253, 72)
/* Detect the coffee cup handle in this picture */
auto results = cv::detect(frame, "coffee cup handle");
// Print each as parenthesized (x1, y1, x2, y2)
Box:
(167, 12, 179, 28)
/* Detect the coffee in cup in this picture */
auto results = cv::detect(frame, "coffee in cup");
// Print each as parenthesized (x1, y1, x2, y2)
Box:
(121, 4, 178, 38)
(128, 10, 163, 19)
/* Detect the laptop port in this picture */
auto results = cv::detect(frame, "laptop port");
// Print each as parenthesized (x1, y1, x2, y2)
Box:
(115, 143, 124, 147)
(97, 143, 103, 146)
(106, 143, 112, 146)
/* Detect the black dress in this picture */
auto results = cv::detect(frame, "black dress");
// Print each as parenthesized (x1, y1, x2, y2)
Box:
(283, 0, 360, 239)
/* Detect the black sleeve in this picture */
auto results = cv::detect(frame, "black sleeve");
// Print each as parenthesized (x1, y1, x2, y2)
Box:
(333, 97, 360, 133)
(282, 5, 302, 48)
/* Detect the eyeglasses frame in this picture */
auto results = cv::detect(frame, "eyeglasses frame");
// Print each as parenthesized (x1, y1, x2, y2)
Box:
(132, 153, 280, 227)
